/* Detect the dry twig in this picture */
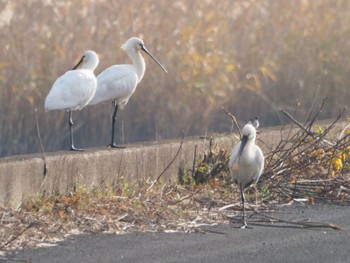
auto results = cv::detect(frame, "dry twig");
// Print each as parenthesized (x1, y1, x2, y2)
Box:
(35, 108, 47, 176)
(251, 211, 344, 231)
(261, 100, 350, 204)
(222, 106, 242, 138)
(0, 222, 36, 250)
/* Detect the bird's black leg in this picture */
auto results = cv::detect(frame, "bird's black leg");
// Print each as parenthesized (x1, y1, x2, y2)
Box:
(240, 183, 252, 229)
(109, 101, 125, 148)
(69, 111, 83, 151)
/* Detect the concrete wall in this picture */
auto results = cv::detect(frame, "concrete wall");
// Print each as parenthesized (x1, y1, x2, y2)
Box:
(0, 120, 345, 209)
(0, 134, 238, 208)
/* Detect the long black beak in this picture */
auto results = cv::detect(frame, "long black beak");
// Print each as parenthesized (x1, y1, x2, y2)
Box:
(141, 45, 168, 73)
(72, 56, 84, 70)
(238, 135, 248, 157)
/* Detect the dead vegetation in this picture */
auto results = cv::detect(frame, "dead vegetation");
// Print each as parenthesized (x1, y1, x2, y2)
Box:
(0, 180, 238, 256)
(1, 0, 350, 155)
(261, 102, 350, 205)
(1, 105, 350, 256)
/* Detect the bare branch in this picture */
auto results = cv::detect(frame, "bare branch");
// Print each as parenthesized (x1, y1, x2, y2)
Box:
(156, 131, 186, 182)
(251, 211, 344, 231)
(0, 222, 36, 250)
(34, 108, 47, 176)
(147, 132, 186, 191)
(222, 107, 242, 138)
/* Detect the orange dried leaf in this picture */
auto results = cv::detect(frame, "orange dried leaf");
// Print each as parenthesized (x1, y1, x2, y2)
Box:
(116, 205, 129, 211)
(308, 196, 315, 205)
(71, 196, 80, 203)
(289, 176, 297, 183)
(60, 197, 69, 204)
(58, 210, 65, 218)
(317, 148, 325, 159)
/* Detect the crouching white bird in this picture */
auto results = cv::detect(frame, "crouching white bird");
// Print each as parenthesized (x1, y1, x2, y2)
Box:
(229, 122, 264, 228)
(89, 37, 167, 148)
(45, 50, 99, 151)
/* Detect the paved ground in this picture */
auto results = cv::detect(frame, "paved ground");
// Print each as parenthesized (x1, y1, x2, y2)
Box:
(3, 204, 350, 263)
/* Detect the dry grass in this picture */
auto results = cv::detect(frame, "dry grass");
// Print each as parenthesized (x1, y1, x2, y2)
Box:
(1, 109, 349, 255)
(0, 180, 241, 255)
(1, 0, 350, 156)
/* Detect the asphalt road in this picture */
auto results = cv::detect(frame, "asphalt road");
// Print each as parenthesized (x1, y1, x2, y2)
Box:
(4, 204, 350, 263)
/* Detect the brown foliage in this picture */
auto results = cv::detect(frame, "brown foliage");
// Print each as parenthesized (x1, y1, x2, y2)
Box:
(0, 0, 350, 156)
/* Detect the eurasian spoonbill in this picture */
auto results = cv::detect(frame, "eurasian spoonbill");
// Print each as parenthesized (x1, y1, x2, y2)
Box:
(89, 37, 167, 148)
(45, 50, 99, 151)
(229, 122, 264, 228)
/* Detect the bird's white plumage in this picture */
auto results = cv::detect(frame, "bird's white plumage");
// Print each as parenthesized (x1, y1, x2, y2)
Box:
(89, 37, 167, 107)
(89, 64, 138, 107)
(88, 37, 167, 148)
(229, 123, 264, 189)
(45, 50, 99, 111)
(229, 123, 264, 228)
(89, 37, 147, 106)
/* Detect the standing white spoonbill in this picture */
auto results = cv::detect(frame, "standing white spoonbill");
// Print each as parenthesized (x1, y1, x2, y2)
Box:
(45, 50, 99, 151)
(229, 123, 264, 228)
(89, 37, 167, 148)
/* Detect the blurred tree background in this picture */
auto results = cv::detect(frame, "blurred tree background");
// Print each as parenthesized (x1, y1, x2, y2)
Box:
(0, 0, 349, 156)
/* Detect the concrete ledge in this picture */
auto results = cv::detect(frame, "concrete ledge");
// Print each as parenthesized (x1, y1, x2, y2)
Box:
(0, 135, 236, 208)
(0, 120, 346, 209)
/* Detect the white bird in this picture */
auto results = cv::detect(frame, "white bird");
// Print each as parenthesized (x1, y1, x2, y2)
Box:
(45, 50, 99, 151)
(89, 37, 167, 148)
(229, 123, 264, 228)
